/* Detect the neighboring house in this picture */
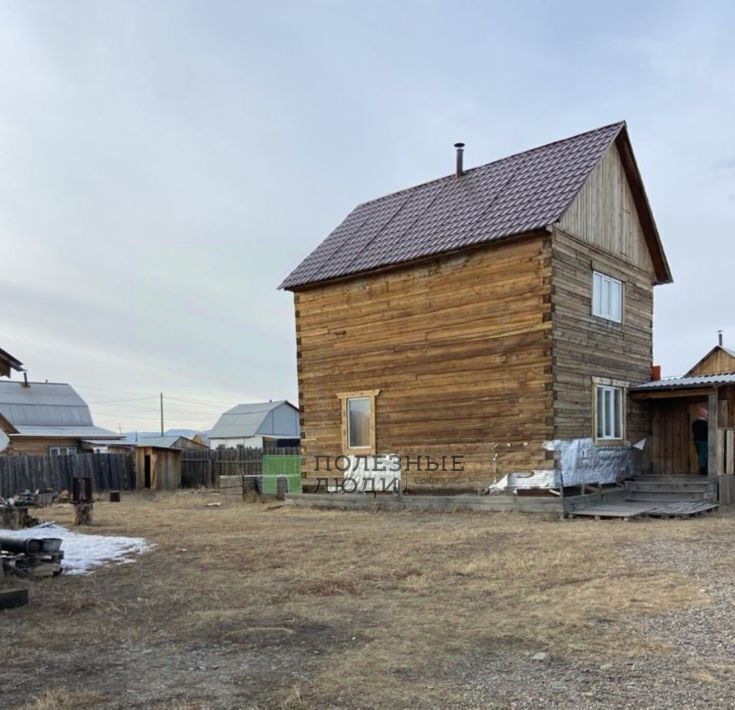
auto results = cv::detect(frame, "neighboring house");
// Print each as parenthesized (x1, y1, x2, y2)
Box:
(0, 380, 121, 455)
(685, 341, 735, 377)
(209, 401, 300, 449)
(280, 121, 674, 490)
(0, 348, 23, 379)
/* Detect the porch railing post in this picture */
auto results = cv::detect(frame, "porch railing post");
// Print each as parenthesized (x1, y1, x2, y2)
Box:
(708, 388, 720, 477)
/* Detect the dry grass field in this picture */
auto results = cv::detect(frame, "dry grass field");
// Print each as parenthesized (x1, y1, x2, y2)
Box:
(2, 491, 735, 708)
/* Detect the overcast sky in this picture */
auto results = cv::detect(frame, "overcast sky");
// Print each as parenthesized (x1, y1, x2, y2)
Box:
(0, 1, 733, 432)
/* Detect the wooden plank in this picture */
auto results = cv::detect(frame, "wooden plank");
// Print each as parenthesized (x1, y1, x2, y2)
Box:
(709, 390, 719, 477)
(0, 587, 29, 610)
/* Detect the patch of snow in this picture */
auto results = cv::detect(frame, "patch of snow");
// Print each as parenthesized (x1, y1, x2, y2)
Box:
(1, 522, 152, 575)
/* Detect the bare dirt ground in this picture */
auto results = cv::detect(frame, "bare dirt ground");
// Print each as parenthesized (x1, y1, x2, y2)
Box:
(2, 491, 735, 709)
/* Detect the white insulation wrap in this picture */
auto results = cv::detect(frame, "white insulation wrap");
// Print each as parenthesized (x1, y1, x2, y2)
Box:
(345, 454, 401, 493)
(488, 438, 645, 492)
(488, 470, 559, 493)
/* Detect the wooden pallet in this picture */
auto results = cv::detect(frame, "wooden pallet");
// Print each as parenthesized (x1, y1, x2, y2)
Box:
(568, 499, 718, 520)
(644, 500, 719, 518)
(568, 502, 654, 519)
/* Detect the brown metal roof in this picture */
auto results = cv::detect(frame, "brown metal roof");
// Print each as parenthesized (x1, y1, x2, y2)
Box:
(280, 122, 671, 290)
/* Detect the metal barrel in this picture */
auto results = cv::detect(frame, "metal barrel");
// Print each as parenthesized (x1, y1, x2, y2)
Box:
(0, 537, 43, 555)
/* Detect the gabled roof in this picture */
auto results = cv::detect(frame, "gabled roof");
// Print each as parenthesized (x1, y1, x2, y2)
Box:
(209, 400, 299, 440)
(685, 345, 735, 377)
(280, 121, 672, 290)
(0, 381, 119, 439)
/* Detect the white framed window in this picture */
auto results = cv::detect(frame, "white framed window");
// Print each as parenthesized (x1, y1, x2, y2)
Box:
(595, 385, 623, 441)
(49, 446, 76, 456)
(592, 271, 623, 323)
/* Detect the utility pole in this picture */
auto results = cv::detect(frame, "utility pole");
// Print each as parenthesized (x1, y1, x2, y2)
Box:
(160, 392, 164, 436)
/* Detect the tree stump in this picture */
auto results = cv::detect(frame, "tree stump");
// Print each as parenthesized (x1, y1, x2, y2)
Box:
(73, 503, 93, 526)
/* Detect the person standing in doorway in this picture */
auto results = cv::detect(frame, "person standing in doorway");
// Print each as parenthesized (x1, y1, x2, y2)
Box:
(692, 408, 709, 476)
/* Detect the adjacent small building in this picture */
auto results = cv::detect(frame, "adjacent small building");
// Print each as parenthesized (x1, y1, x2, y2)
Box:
(209, 400, 300, 449)
(0, 380, 121, 455)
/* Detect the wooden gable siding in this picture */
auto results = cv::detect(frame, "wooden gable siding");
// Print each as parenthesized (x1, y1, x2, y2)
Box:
(294, 235, 554, 489)
(557, 142, 654, 274)
(688, 348, 735, 376)
(550, 229, 653, 443)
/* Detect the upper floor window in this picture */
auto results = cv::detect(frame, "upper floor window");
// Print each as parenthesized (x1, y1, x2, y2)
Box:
(592, 271, 622, 323)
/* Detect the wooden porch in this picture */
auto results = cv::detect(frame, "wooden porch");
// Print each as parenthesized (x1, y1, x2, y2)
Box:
(631, 381, 735, 502)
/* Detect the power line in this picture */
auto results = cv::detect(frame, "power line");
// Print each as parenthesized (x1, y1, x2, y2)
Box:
(87, 396, 159, 405)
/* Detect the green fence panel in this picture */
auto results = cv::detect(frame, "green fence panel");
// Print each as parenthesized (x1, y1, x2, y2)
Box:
(261, 454, 302, 494)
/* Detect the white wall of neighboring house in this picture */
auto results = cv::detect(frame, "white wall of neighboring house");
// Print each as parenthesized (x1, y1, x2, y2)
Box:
(209, 435, 264, 450)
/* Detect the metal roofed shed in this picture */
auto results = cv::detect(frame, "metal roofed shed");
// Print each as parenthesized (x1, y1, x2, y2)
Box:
(209, 400, 300, 450)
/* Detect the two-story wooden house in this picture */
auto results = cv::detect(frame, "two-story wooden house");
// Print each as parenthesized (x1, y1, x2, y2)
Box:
(280, 122, 673, 491)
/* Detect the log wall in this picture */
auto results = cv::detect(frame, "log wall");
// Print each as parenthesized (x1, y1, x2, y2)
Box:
(550, 229, 654, 444)
(293, 234, 554, 489)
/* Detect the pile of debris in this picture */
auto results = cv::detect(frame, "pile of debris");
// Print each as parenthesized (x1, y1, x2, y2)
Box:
(0, 534, 64, 578)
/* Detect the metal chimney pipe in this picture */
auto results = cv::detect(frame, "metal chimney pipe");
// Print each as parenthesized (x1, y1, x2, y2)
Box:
(454, 142, 465, 178)
(718, 330, 723, 346)
(22, 372, 29, 388)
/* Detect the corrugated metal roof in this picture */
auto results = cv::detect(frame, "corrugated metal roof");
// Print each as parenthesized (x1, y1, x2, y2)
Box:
(0, 381, 94, 427)
(209, 401, 293, 439)
(631, 373, 735, 391)
(134, 436, 183, 449)
(0, 381, 119, 438)
(280, 121, 670, 290)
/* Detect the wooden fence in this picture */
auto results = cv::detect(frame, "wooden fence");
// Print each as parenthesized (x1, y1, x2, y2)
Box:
(0, 453, 135, 498)
(180, 447, 300, 490)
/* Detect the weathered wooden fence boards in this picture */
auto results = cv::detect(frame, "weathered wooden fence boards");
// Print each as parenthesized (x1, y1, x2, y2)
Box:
(0, 453, 134, 498)
(180, 447, 300, 489)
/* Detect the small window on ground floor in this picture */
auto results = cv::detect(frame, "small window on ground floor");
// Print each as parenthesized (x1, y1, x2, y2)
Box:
(595, 384, 624, 441)
(337, 390, 380, 454)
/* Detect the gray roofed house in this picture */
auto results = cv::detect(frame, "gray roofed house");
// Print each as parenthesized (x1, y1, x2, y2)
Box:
(0, 380, 121, 455)
(280, 122, 672, 291)
(209, 400, 300, 449)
